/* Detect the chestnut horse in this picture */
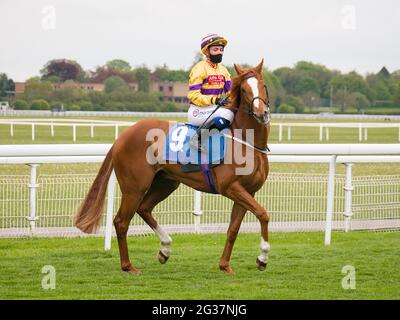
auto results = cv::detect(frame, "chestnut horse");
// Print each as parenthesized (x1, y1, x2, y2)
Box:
(75, 60, 271, 275)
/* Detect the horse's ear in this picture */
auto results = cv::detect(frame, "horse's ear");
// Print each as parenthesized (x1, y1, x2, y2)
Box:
(234, 63, 244, 75)
(255, 59, 264, 74)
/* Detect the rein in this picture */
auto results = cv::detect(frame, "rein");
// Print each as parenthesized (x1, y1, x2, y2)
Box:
(228, 75, 271, 153)
(223, 133, 270, 154)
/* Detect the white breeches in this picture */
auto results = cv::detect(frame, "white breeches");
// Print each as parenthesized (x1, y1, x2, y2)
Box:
(188, 104, 234, 127)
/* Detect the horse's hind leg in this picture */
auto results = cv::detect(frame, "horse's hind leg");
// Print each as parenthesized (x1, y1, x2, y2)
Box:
(136, 171, 180, 264)
(114, 192, 144, 274)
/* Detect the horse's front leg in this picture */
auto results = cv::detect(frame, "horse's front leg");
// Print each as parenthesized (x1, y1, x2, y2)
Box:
(219, 202, 247, 275)
(223, 182, 270, 271)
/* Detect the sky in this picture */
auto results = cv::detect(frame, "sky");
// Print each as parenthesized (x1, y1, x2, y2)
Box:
(1, 0, 399, 81)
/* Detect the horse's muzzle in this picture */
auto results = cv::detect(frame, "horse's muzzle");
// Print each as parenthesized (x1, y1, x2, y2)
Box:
(255, 110, 271, 126)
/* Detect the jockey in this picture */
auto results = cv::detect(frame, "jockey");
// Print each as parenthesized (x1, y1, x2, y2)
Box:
(188, 34, 234, 151)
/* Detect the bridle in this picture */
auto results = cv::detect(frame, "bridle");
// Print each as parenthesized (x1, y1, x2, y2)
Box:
(231, 75, 271, 126)
(229, 75, 271, 153)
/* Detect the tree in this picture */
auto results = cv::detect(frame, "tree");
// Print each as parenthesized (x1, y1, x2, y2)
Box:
(273, 67, 300, 95)
(294, 61, 336, 98)
(393, 83, 400, 106)
(104, 76, 129, 93)
(23, 77, 54, 102)
(302, 91, 321, 109)
(262, 70, 285, 109)
(333, 89, 350, 112)
(374, 80, 391, 101)
(13, 99, 29, 110)
(40, 59, 84, 82)
(89, 66, 135, 83)
(285, 95, 305, 113)
(106, 59, 132, 72)
(294, 76, 320, 95)
(377, 67, 390, 78)
(329, 72, 372, 100)
(30, 99, 50, 110)
(0, 73, 14, 97)
(135, 66, 151, 92)
(153, 65, 189, 82)
(277, 104, 295, 113)
(346, 92, 370, 112)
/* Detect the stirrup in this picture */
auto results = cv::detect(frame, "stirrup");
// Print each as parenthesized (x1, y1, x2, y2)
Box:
(189, 135, 207, 153)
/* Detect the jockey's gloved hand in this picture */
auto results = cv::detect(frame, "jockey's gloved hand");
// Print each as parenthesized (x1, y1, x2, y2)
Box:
(215, 97, 229, 106)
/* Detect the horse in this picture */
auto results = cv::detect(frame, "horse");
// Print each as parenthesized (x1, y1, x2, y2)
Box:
(75, 59, 271, 275)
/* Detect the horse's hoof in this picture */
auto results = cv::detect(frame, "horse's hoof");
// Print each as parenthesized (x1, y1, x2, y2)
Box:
(158, 250, 169, 264)
(219, 265, 235, 275)
(256, 258, 267, 271)
(122, 265, 142, 275)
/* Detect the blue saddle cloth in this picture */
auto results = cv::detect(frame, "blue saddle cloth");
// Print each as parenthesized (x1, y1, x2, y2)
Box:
(162, 123, 227, 165)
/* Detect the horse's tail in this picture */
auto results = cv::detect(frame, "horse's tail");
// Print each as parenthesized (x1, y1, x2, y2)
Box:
(75, 146, 114, 234)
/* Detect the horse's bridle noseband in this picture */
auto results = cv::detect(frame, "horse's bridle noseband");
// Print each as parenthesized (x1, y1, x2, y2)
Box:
(232, 75, 271, 126)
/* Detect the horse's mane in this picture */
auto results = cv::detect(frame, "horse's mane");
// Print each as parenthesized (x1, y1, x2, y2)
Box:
(228, 67, 262, 109)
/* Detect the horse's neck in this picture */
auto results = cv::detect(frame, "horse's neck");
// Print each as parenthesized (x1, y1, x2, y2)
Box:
(231, 103, 269, 150)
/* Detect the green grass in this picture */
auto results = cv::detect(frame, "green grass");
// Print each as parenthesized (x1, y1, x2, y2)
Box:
(1, 116, 400, 176)
(1, 116, 400, 144)
(1, 116, 399, 300)
(0, 232, 399, 300)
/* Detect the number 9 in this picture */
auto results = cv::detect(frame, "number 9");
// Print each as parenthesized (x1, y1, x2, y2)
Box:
(170, 126, 189, 152)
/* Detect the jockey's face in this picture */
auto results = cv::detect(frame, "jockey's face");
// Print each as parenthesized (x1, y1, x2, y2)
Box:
(208, 46, 224, 56)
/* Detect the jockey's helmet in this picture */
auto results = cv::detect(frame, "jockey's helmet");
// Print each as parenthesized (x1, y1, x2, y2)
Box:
(201, 34, 228, 55)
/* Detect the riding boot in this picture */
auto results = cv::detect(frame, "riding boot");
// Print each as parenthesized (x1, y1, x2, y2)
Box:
(189, 122, 216, 153)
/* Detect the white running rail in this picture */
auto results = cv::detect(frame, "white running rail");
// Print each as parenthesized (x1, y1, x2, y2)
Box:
(0, 144, 399, 249)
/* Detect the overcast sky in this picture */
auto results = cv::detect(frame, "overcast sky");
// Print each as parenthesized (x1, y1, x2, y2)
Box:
(1, 0, 399, 81)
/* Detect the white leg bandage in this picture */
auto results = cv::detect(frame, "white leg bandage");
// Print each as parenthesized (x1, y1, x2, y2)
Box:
(153, 225, 172, 257)
(257, 238, 270, 264)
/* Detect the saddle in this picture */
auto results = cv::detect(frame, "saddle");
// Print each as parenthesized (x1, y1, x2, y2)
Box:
(162, 123, 228, 193)
(162, 123, 228, 172)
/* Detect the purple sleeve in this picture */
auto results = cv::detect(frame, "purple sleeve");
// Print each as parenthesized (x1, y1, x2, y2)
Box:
(224, 80, 232, 93)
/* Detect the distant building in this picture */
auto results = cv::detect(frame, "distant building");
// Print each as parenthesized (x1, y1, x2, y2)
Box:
(14, 81, 139, 94)
(53, 82, 105, 91)
(14, 82, 26, 94)
(150, 81, 189, 106)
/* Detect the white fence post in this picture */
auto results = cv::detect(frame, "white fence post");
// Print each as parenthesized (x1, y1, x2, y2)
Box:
(10, 123, 14, 137)
(324, 155, 337, 246)
(343, 163, 354, 232)
(319, 125, 323, 142)
(90, 124, 94, 138)
(359, 124, 362, 142)
(50, 122, 54, 137)
(73, 124, 76, 143)
(27, 164, 40, 236)
(279, 124, 283, 142)
(115, 125, 119, 140)
(104, 170, 116, 251)
(364, 128, 368, 142)
(193, 190, 202, 233)
(31, 124, 35, 141)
